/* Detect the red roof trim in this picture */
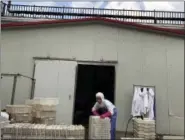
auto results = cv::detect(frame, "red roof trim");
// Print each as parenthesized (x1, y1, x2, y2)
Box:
(1, 17, 184, 35)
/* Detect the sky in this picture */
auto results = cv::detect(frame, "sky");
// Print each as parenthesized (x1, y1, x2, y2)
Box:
(6, 1, 185, 12)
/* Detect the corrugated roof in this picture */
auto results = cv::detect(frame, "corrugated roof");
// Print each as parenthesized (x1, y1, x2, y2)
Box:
(1, 17, 184, 36)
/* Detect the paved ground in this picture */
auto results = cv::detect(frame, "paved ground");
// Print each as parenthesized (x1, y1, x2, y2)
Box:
(117, 132, 185, 140)
(85, 128, 133, 139)
(116, 131, 133, 139)
(85, 127, 184, 139)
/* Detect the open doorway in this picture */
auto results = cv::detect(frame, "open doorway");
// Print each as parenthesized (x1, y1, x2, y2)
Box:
(73, 64, 115, 127)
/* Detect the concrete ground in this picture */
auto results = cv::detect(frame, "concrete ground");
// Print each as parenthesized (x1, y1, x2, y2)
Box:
(116, 131, 133, 139)
(85, 128, 184, 139)
(85, 127, 133, 139)
(116, 132, 184, 139)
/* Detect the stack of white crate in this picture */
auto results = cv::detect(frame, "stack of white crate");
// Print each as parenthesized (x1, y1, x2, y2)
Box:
(133, 118, 156, 139)
(25, 98, 58, 125)
(88, 116, 111, 139)
(45, 124, 85, 139)
(2, 123, 47, 139)
(6, 105, 32, 123)
(0, 119, 9, 138)
(0, 100, 10, 140)
(2, 123, 85, 139)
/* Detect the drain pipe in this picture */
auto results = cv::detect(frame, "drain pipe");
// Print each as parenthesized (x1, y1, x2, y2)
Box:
(1, 73, 36, 105)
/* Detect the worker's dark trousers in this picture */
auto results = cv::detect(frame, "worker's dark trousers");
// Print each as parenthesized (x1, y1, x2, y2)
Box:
(110, 108, 117, 140)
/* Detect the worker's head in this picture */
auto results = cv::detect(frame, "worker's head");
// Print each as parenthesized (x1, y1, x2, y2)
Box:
(1, 109, 6, 112)
(96, 92, 104, 104)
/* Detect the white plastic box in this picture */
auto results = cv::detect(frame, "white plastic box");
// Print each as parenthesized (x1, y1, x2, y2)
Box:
(34, 111, 56, 118)
(89, 116, 111, 139)
(11, 114, 32, 123)
(133, 118, 156, 139)
(6, 105, 32, 114)
(25, 98, 59, 106)
(2, 123, 85, 139)
(34, 118, 56, 125)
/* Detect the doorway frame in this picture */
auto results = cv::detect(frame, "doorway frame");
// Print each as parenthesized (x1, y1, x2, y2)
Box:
(76, 61, 117, 104)
(73, 61, 117, 124)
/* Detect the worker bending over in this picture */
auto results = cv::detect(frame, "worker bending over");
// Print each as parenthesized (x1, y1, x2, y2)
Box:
(92, 92, 117, 140)
(1, 109, 9, 120)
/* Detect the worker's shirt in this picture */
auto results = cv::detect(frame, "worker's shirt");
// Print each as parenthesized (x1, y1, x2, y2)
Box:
(92, 99, 116, 115)
(1, 112, 9, 120)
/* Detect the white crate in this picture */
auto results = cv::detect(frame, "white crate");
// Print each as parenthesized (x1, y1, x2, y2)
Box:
(134, 118, 155, 125)
(33, 111, 56, 118)
(133, 125, 155, 132)
(35, 104, 56, 111)
(6, 105, 32, 114)
(2, 123, 85, 139)
(40, 118, 56, 125)
(0, 121, 10, 129)
(26, 98, 59, 105)
(89, 116, 110, 139)
(11, 113, 32, 123)
(34, 117, 56, 125)
(133, 118, 156, 139)
(25, 99, 34, 105)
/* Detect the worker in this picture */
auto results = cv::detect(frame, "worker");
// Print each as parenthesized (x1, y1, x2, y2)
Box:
(92, 92, 117, 140)
(1, 109, 9, 120)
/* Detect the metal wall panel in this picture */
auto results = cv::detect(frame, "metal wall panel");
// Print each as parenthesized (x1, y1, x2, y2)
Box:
(34, 61, 59, 98)
(0, 77, 13, 109)
(34, 60, 77, 124)
(94, 25, 118, 61)
(57, 60, 77, 124)
(142, 44, 170, 135)
(166, 45, 184, 135)
(14, 77, 31, 104)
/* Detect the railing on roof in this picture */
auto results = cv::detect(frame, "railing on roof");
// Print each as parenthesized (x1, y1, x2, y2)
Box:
(1, 1, 6, 16)
(1, 1, 185, 25)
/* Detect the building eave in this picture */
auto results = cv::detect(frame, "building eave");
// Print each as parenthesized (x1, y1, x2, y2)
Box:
(1, 17, 184, 37)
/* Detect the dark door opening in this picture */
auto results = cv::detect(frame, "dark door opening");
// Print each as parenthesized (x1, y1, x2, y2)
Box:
(73, 64, 115, 127)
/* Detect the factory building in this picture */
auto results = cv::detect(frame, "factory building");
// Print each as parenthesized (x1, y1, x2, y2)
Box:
(1, 18, 184, 135)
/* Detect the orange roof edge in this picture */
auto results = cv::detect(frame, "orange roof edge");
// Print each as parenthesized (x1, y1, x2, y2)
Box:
(1, 17, 184, 36)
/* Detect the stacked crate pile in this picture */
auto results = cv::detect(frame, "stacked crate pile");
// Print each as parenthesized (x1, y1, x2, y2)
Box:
(88, 116, 111, 139)
(2, 123, 85, 139)
(0, 118, 10, 140)
(25, 98, 58, 125)
(6, 105, 32, 123)
(45, 124, 85, 139)
(0, 100, 10, 140)
(133, 118, 156, 139)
